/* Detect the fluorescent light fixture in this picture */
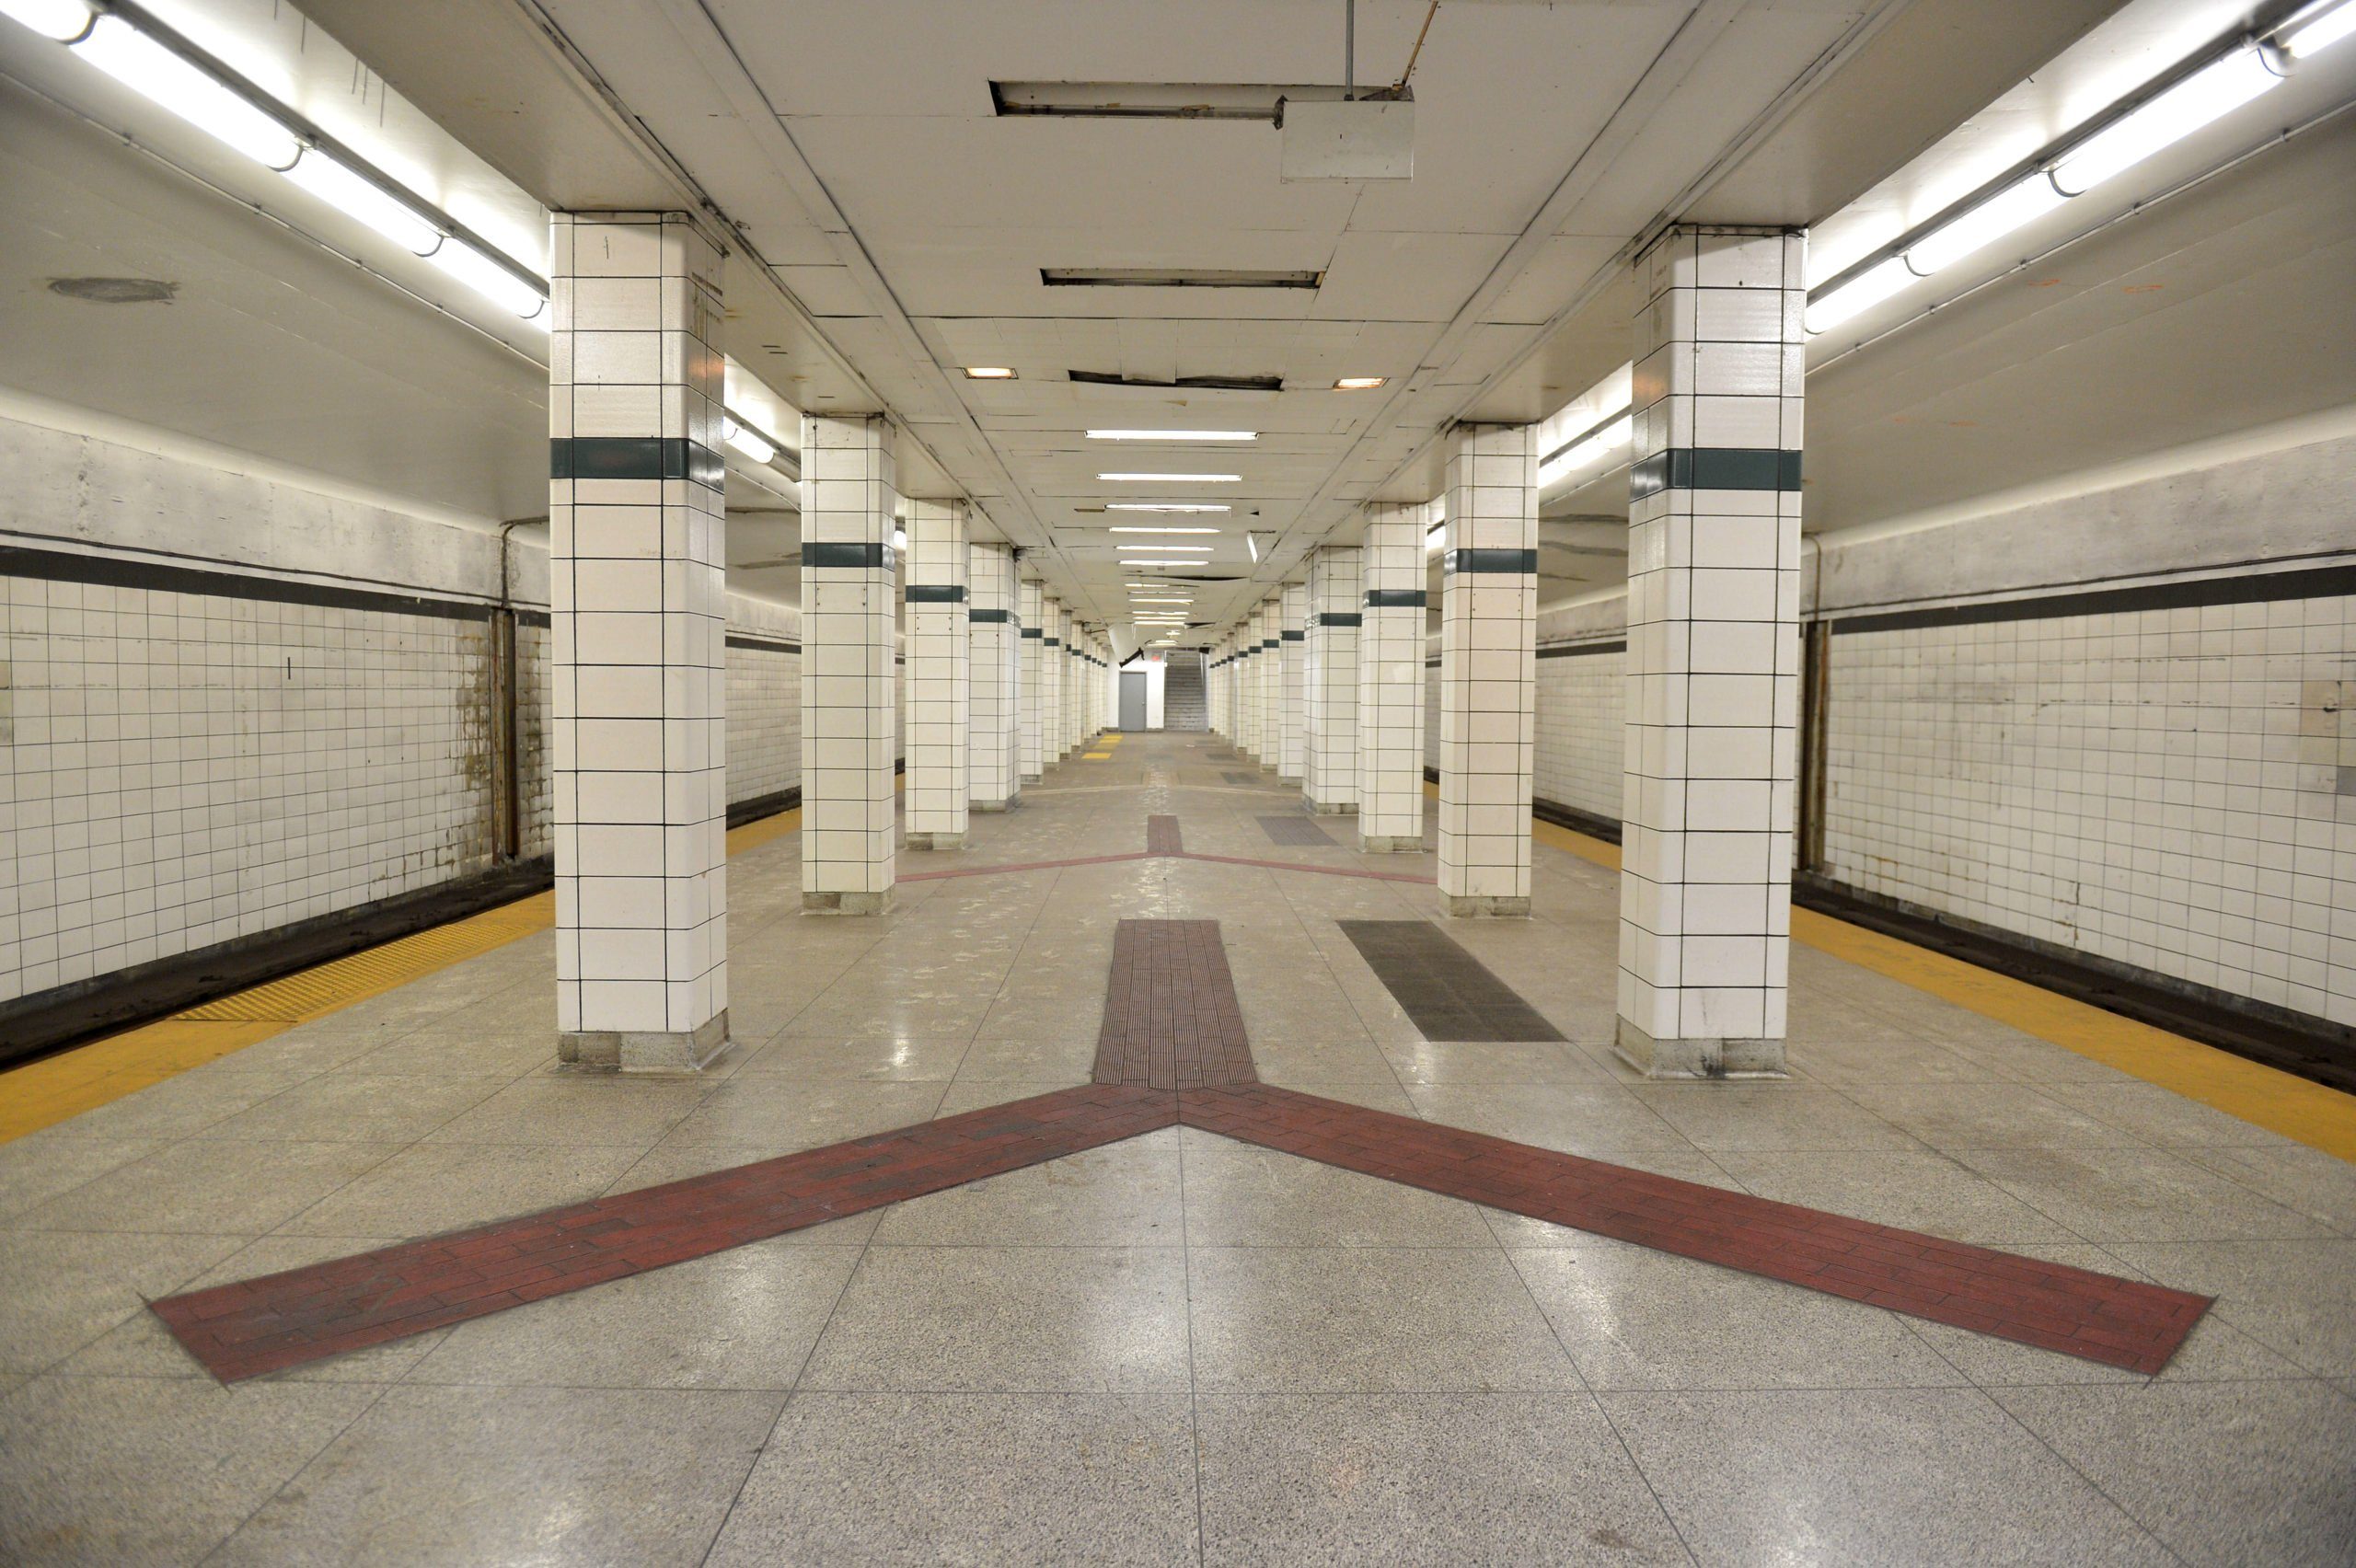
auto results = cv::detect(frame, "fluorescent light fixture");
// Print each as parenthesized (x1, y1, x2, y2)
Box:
(1902, 173, 2065, 275)
(1, 0, 92, 41)
(283, 151, 442, 255)
(2284, 0, 2356, 57)
(722, 418, 776, 466)
(1109, 526, 1221, 535)
(963, 366, 1016, 379)
(2050, 48, 2281, 197)
(1097, 472, 1240, 483)
(1086, 429, 1256, 442)
(1116, 544, 1211, 552)
(1105, 502, 1230, 513)
(1120, 558, 1207, 566)
(1129, 597, 1193, 604)
(1333, 375, 1386, 390)
(429, 236, 548, 319)
(74, 16, 300, 168)
(1805, 256, 1913, 333)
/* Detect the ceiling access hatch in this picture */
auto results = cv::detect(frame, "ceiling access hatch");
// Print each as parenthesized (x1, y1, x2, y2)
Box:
(991, 82, 1366, 121)
(1042, 269, 1322, 291)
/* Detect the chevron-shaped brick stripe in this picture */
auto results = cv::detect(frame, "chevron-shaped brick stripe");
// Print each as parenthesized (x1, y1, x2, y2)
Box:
(152, 911, 2210, 1383)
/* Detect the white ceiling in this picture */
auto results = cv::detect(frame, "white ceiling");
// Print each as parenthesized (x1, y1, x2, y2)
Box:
(8, 0, 2349, 647)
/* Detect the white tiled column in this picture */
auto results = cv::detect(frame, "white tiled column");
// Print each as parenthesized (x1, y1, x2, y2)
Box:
(1234, 618, 1259, 760)
(548, 211, 729, 1072)
(1278, 582, 1308, 782)
(1259, 600, 1283, 773)
(800, 414, 898, 914)
(1438, 424, 1539, 917)
(1208, 636, 1228, 737)
(969, 541, 1021, 812)
(1019, 577, 1045, 780)
(1304, 545, 1361, 814)
(1616, 225, 1807, 1078)
(1040, 596, 1064, 766)
(1358, 503, 1428, 851)
(903, 499, 968, 849)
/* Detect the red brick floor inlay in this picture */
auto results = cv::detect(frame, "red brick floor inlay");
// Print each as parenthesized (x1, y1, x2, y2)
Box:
(150, 1084, 1175, 1383)
(1177, 1082, 2212, 1376)
(151, 917, 2211, 1383)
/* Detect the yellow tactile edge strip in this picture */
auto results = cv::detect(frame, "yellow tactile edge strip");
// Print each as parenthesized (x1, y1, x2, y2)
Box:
(1530, 814, 2356, 1162)
(7, 793, 2348, 1162)
(0, 807, 797, 1144)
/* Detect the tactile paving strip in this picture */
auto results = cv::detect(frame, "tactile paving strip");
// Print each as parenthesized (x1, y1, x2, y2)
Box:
(1337, 919, 1566, 1042)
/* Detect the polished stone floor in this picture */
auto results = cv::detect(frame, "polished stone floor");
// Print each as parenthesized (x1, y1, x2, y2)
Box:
(3, 732, 2353, 1564)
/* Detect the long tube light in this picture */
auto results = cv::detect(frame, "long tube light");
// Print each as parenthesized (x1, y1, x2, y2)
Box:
(4, 0, 552, 327)
(1807, 6, 2356, 333)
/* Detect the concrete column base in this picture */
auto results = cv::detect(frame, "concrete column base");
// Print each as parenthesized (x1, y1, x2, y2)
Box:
(904, 831, 965, 850)
(803, 889, 894, 916)
(971, 798, 1017, 813)
(1443, 894, 1530, 918)
(560, 1009, 731, 1075)
(1360, 835, 1423, 853)
(1613, 1018, 1787, 1080)
(1307, 800, 1358, 816)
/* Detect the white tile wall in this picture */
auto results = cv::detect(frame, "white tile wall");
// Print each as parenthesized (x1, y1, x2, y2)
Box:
(723, 637, 801, 805)
(799, 413, 897, 905)
(1825, 592, 2356, 1028)
(1533, 645, 1626, 823)
(1, 576, 494, 1003)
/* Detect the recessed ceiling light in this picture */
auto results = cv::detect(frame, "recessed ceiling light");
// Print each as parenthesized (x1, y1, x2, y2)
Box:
(1086, 429, 1256, 442)
(963, 366, 1016, 379)
(1121, 558, 1209, 566)
(1115, 544, 1212, 552)
(1109, 526, 1220, 535)
(1097, 473, 1241, 483)
(1129, 597, 1193, 604)
(1334, 376, 1386, 390)
(1105, 503, 1229, 514)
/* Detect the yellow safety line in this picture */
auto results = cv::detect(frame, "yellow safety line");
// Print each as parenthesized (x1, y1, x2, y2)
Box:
(0, 805, 809, 1145)
(1529, 815, 2356, 1160)
(1082, 752, 1114, 760)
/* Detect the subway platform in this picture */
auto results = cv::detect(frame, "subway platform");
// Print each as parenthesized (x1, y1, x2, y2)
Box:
(2, 732, 2350, 1565)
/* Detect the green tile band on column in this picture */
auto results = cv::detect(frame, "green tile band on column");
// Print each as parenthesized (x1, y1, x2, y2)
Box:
(1316, 612, 1363, 627)
(905, 583, 967, 603)
(1627, 446, 1803, 500)
(1446, 548, 1537, 574)
(1365, 589, 1427, 608)
(803, 541, 892, 570)
(549, 436, 725, 491)
(971, 607, 1013, 624)
(1021, 627, 1044, 639)
(1281, 629, 1304, 641)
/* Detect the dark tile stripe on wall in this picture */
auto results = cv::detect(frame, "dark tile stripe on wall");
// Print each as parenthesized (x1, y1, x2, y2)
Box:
(549, 436, 724, 490)
(0, 545, 499, 622)
(1827, 561, 2356, 636)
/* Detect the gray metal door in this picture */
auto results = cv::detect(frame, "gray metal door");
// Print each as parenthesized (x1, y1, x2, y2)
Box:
(1118, 670, 1147, 731)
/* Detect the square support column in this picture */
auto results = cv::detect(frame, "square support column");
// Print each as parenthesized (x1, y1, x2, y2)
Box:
(1041, 596, 1064, 765)
(1019, 578, 1045, 780)
(548, 211, 729, 1072)
(1616, 225, 1807, 1078)
(903, 499, 968, 849)
(1438, 423, 1539, 917)
(969, 541, 1021, 812)
(1260, 600, 1282, 773)
(1305, 545, 1361, 813)
(1357, 503, 1428, 852)
(1278, 582, 1307, 782)
(800, 413, 898, 915)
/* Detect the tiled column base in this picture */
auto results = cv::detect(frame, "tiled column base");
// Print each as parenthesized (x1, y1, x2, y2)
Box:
(1613, 1017, 1787, 1078)
(560, 1009, 732, 1075)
